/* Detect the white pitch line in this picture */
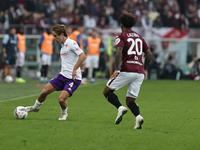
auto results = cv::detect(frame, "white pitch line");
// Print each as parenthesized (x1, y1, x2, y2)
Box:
(0, 81, 106, 103)
(0, 93, 39, 103)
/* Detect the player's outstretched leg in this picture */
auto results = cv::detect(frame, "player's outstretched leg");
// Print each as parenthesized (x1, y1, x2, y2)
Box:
(126, 97, 144, 129)
(58, 90, 70, 120)
(103, 87, 127, 124)
(26, 83, 57, 112)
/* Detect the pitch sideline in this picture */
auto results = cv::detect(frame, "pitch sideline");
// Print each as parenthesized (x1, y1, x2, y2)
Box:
(0, 81, 106, 103)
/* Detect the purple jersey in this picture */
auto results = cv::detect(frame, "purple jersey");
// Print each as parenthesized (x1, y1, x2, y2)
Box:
(115, 29, 149, 74)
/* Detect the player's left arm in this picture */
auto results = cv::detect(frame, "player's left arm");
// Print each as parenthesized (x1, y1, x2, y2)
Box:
(144, 49, 152, 78)
(72, 43, 86, 80)
(15, 35, 18, 58)
(72, 53, 86, 80)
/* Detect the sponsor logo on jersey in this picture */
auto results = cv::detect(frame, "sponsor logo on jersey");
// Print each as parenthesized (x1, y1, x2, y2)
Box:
(126, 60, 142, 65)
(60, 51, 68, 55)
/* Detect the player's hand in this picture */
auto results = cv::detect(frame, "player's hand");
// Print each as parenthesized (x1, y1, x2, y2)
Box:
(81, 70, 84, 74)
(72, 69, 77, 81)
(111, 70, 119, 79)
(15, 53, 18, 59)
(144, 70, 147, 79)
(3, 53, 7, 58)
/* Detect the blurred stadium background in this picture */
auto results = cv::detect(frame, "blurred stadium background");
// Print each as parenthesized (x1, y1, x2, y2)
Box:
(0, 0, 200, 81)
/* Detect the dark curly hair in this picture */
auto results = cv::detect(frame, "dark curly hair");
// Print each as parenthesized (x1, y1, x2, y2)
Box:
(118, 12, 136, 28)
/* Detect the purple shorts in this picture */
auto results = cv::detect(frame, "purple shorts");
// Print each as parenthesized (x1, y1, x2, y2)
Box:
(49, 74, 81, 96)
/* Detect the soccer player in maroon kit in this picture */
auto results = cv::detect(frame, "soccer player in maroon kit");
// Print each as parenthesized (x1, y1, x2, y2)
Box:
(103, 12, 152, 129)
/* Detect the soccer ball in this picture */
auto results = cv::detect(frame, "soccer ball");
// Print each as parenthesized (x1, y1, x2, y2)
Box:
(4, 75, 13, 83)
(14, 106, 28, 119)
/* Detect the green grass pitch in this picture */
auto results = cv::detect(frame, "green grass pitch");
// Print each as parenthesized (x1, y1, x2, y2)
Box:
(0, 79, 200, 150)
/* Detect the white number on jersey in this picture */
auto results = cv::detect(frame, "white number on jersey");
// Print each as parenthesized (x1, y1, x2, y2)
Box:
(69, 82, 74, 87)
(127, 38, 143, 56)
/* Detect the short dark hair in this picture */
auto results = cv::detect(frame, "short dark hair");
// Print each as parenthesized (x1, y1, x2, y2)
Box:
(118, 12, 136, 28)
(52, 24, 68, 37)
(9, 27, 15, 31)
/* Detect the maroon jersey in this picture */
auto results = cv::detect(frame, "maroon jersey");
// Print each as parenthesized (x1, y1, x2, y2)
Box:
(115, 29, 149, 74)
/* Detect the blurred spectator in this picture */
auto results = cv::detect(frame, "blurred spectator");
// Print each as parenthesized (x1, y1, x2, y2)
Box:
(172, 4, 182, 29)
(153, 16, 163, 28)
(141, 10, 153, 30)
(147, 44, 160, 79)
(16, 4, 26, 18)
(9, 6, 17, 24)
(0, 11, 5, 25)
(152, 0, 162, 12)
(88, 0, 98, 17)
(6, 0, 17, 10)
(188, 55, 200, 80)
(24, 0, 35, 12)
(186, 5, 197, 23)
(35, 0, 46, 14)
(84, 14, 96, 34)
(51, 12, 59, 25)
(148, 7, 160, 22)
(162, 53, 178, 79)
(3, 10, 10, 33)
(39, 17, 50, 32)
(75, 1, 86, 17)
(179, 14, 188, 30)
(189, 16, 200, 28)
(39, 28, 54, 83)
(161, 5, 169, 25)
(16, 27, 26, 83)
(45, 1, 54, 22)
(118, 3, 128, 18)
(105, 1, 114, 18)
(135, 16, 142, 27)
(49, 0, 56, 12)
(2, 27, 17, 79)
(66, 25, 73, 36)
(72, 15, 83, 26)
(97, 16, 109, 28)
(111, 0, 124, 19)
(164, 11, 174, 27)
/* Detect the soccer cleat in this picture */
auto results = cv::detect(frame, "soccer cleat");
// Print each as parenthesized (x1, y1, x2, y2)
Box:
(115, 106, 128, 124)
(16, 78, 26, 83)
(58, 113, 68, 120)
(25, 106, 40, 112)
(134, 115, 144, 129)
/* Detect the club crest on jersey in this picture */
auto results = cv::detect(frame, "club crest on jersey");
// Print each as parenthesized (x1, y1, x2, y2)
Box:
(134, 56, 138, 60)
(115, 38, 120, 45)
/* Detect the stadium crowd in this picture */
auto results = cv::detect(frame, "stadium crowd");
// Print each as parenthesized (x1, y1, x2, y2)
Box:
(0, 0, 200, 34)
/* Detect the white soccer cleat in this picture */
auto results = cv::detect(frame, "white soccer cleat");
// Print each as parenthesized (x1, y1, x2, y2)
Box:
(25, 106, 40, 112)
(58, 113, 68, 120)
(134, 115, 144, 129)
(115, 106, 128, 124)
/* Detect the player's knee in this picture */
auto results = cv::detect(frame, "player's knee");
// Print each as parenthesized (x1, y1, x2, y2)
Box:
(126, 97, 136, 106)
(104, 90, 112, 98)
(58, 97, 66, 103)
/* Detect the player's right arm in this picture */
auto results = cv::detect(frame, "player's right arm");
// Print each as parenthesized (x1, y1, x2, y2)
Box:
(111, 46, 123, 79)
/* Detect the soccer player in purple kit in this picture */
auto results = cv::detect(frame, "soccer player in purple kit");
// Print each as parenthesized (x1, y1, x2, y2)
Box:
(25, 24, 86, 120)
(103, 12, 152, 129)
